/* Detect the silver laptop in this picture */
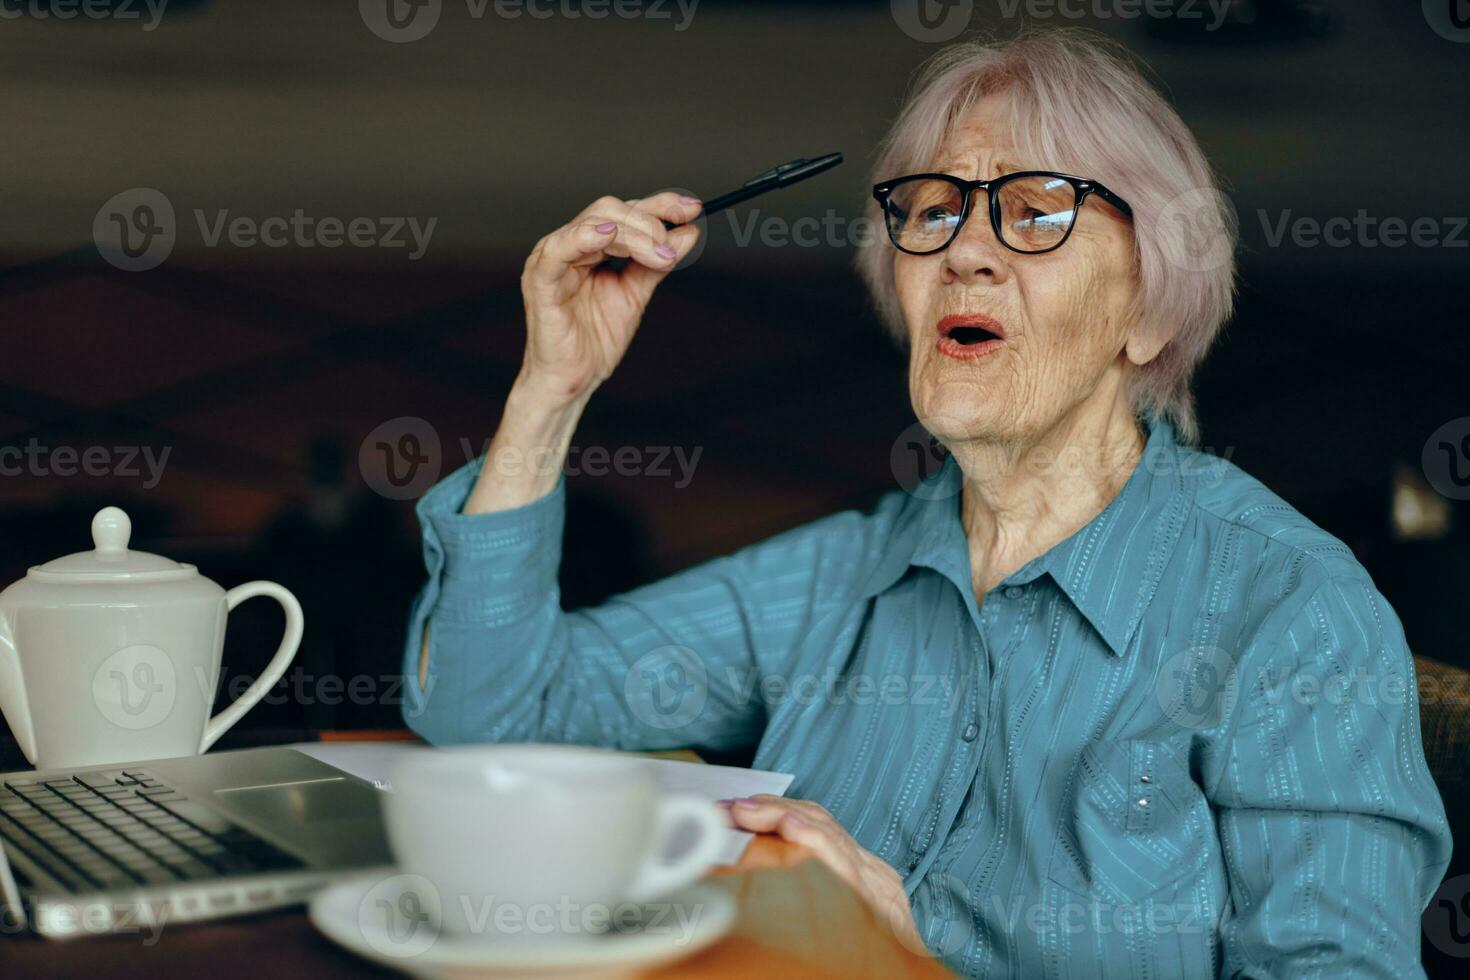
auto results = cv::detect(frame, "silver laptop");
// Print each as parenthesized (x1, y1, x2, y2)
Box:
(0, 746, 393, 939)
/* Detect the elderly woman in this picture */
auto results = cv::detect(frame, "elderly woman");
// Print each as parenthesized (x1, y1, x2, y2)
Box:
(402, 30, 1450, 978)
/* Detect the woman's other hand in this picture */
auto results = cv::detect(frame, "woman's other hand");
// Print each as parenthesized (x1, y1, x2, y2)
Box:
(720, 794, 930, 956)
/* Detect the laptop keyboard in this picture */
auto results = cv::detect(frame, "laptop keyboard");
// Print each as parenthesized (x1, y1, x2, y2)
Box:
(0, 769, 304, 894)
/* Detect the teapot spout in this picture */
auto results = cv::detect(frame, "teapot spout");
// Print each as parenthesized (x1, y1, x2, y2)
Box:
(0, 610, 36, 765)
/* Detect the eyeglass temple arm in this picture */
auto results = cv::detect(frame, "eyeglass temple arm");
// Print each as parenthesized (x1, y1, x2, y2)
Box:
(1086, 182, 1133, 218)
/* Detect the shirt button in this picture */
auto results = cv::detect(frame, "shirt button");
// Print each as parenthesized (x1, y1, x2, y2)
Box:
(962, 723, 979, 742)
(1004, 586, 1023, 599)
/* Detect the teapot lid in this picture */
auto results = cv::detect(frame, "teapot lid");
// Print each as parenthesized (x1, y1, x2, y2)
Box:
(29, 507, 196, 582)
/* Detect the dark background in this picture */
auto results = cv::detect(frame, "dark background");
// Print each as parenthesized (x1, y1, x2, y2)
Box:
(0, 0, 1467, 968)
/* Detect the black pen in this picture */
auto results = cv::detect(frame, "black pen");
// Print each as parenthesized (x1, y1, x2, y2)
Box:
(663, 152, 844, 228)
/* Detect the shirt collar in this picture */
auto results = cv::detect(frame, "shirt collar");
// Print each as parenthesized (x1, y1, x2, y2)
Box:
(859, 415, 1192, 656)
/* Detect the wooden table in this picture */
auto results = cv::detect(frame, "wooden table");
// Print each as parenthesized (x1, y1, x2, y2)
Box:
(0, 733, 955, 979)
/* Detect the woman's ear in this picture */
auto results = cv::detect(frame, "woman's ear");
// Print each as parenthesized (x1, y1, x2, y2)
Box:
(1123, 319, 1170, 367)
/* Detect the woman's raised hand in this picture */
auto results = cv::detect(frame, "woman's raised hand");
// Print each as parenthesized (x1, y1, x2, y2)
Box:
(460, 191, 702, 517)
(518, 191, 703, 406)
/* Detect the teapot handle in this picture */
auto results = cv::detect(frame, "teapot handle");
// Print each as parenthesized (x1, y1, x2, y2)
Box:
(200, 582, 304, 753)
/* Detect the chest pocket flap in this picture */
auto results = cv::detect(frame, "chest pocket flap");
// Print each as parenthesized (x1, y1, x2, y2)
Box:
(1047, 735, 1214, 905)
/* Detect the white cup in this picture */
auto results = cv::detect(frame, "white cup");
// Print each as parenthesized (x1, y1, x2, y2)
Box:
(383, 744, 726, 943)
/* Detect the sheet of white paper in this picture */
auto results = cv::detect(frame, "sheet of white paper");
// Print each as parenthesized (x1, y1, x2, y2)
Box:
(287, 742, 793, 865)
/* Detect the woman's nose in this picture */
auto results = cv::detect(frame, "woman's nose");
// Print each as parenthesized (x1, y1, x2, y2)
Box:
(943, 199, 1011, 285)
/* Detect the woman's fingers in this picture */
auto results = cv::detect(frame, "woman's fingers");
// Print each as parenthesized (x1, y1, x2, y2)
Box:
(577, 191, 700, 245)
(627, 190, 704, 228)
(525, 218, 673, 296)
(525, 192, 703, 294)
(596, 193, 702, 266)
(598, 221, 681, 268)
(530, 219, 615, 271)
(601, 207, 702, 305)
(770, 811, 845, 863)
(721, 796, 834, 835)
(722, 797, 858, 883)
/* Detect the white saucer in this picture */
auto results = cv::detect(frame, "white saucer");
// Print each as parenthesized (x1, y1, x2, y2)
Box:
(309, 872, 737, 979)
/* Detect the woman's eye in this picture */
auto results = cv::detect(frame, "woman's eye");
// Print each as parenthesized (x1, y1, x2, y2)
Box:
(921, 207, 957, 223)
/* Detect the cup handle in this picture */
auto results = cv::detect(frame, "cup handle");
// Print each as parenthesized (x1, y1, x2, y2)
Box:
(199, 581, 304, 753)
(623, 794, 727, 903)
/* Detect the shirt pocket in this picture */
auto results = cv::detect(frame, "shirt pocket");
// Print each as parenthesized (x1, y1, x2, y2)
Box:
(1046, 735, 1213, 906)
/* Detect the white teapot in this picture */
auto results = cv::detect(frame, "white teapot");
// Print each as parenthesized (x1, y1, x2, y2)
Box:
(0, 507, 303, 770)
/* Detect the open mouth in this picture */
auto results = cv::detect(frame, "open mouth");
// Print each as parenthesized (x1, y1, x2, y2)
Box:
(936, 314, 1007, 359)
(947, 325, 1000, 345)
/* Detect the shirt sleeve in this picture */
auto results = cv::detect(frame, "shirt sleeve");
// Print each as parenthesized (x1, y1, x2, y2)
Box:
(1205, 574, 1452, 979)
(398, 457, 852, 754)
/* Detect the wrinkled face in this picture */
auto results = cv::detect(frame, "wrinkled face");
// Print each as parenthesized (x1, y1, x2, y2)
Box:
(893, 94, 1143, 447)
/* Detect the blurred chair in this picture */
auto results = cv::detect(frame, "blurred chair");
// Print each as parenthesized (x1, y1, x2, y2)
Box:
(1415, 655, 1470, 975)
(1417, 655, 1470, 819)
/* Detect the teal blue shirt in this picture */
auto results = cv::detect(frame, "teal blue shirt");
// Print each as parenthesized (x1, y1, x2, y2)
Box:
(402, 417, 1450, 978)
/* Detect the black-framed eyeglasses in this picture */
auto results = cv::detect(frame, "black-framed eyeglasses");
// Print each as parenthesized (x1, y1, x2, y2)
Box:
(872, 171, 1133, 256)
